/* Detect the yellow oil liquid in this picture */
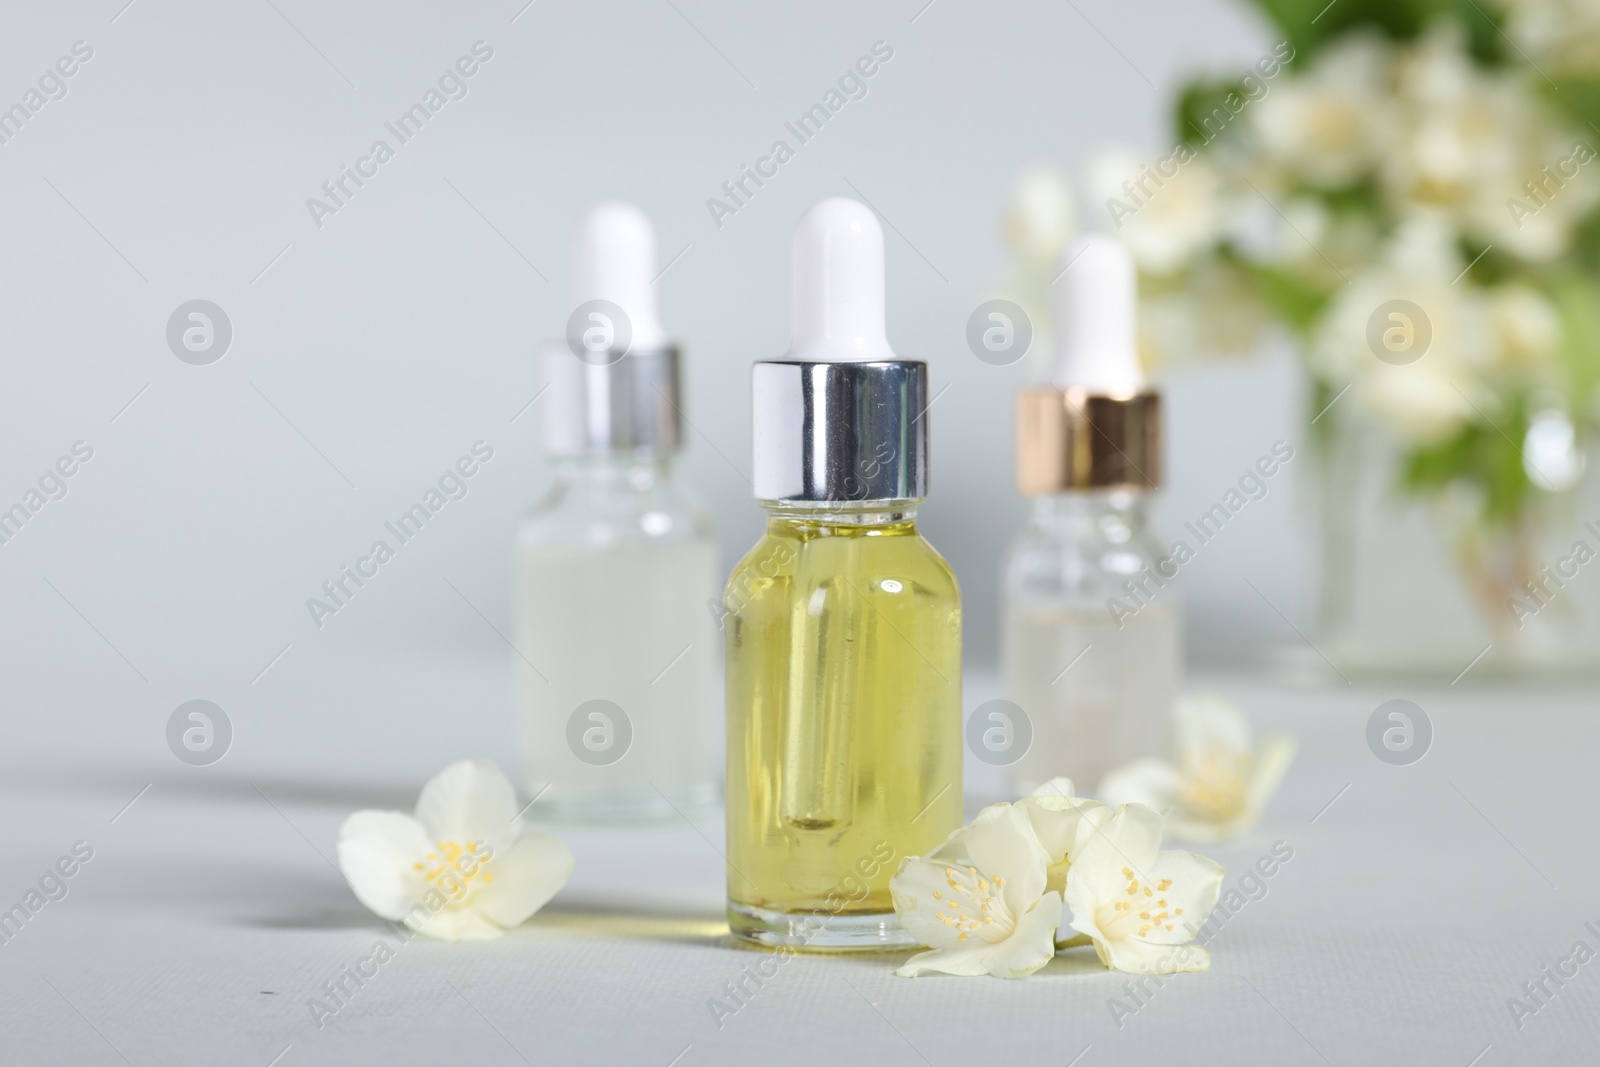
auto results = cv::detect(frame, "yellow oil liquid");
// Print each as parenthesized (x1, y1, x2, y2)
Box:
(724, 509, 963, 949)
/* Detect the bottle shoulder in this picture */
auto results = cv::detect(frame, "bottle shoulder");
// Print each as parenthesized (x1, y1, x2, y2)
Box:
(1003, 506, 1168, 604)
(910, 530, 960, 593)
(520, 463, 713, 549)
(727, 521, 959, 602)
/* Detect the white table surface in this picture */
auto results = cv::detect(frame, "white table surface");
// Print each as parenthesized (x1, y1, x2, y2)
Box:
(2, 650, 1596, 1066)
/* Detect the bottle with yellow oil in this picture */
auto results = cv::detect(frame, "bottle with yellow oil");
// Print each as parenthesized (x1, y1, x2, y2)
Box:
(724, 197, 962, 951)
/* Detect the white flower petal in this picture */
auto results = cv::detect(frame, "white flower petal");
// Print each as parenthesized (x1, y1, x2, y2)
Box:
(1098, 758, 1183, 814)
(1062, 803, 1174, 939)
(408, 905, 505, 943)
(1062, 843, 1128, 939)
(1246, 734, 1297, 811)
(890, 856, 966, 950)
(1018, 795, 1109, 896)
(1063, 877, 1111, 948)
(1026, 796, 1110, 847)
(895, 893, 1062, 979)
(1137, 849, 1225, 944)
(1076, 803, 1164, 875)
(892, 804, 1058, 968)
(924, 820, 978, 865)
(414, 759, 520, 855)
(963, 804, 1049, 913)
(1030, 777, 1078, 800)
(473, 832, 575, 929)
(1005, 169, 1076, 263)
(984, 892, 1063, 978)
(1174, 694, 1252, 754)
(1099, 936, 1211, 975)
(337, 810, 432, 921)
(895, 941, 1001, 978)
(1065, 808, 1224, 974)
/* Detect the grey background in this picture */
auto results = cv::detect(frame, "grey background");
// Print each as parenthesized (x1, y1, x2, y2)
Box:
(0, 0, 1306, 719)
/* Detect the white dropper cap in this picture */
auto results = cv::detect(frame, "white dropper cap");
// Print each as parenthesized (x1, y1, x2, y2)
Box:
(574, 201, 667, 351)
(543, 202, 679, 456)
(1052, 234, 1142, 394)
(752, 197, 926, 502)
(785, 197, 895, 363)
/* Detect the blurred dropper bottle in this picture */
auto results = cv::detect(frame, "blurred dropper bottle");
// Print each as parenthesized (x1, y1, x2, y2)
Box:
(1002, 234, 1179, 792)
(724, 198, 963, 951)
(515, 202, 720, 821)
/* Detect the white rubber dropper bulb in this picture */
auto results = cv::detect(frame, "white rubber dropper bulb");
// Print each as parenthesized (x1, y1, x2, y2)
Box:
(574, 201, 667, 351)
(785, 197, 895, 363)
(1052, 234, 1143, 394)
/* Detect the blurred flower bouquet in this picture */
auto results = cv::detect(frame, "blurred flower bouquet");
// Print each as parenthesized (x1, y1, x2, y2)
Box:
(1077, 0, 1600, 671)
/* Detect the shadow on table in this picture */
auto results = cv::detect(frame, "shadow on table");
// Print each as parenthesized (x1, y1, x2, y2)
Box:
(527, 905, 945, 971)
(224, 865, 389, 933)
(240, 895, 735, 944)
(530, 901, 730, 947)
(1036, 948, 1118, 976)
(242, 906, 383, 932)
(237, 896, 949, 973)
(525, 904, 917, 968)
(9, 762, 416, 812)
(151, 772, 414, 811)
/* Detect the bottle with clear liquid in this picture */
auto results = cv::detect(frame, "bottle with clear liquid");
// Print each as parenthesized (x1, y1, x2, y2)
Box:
(725, 199, 963, 951)
(1002, 234, 1180, 794)
(515, 202, 720, 821)
(1003, 489, 1180, 791)
(517, 452, 720, 819)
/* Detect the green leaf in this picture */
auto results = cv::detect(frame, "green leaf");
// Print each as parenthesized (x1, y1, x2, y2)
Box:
(1482, 421, 1532, 523)
(1397, 397, 1534, 527)
(1240, 261, 1331, 334)
(1564, 204, 1600, 275)
(1238, 0, 1506, 64)
(1545, 77, 1600, 132)
(1313, 182, 1383, 216)
(1176, 80, 1256, 149)
(1554, 274, 1600, 406)
(1307, 377, 1340, 453)
(1400, 426, 1477, 493)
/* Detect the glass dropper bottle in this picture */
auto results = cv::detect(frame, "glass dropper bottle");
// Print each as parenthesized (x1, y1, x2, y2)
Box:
(724, 197, 963, 951)
(1002, 234, 1179, 793)
(515, 203, 720, 821)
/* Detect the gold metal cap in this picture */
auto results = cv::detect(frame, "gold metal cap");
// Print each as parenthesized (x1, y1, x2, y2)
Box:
(1015, 387, 1161, 494)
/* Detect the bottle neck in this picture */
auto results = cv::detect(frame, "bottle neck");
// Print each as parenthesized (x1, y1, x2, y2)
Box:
(759, 500, 920, 528)
(552, 451, 676, 488)
(1026, 488, 1150, 535)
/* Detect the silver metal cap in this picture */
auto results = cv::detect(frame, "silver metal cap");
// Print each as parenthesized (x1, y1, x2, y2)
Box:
(751, 359, 928, 503)
(541, 344, 682, 455)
